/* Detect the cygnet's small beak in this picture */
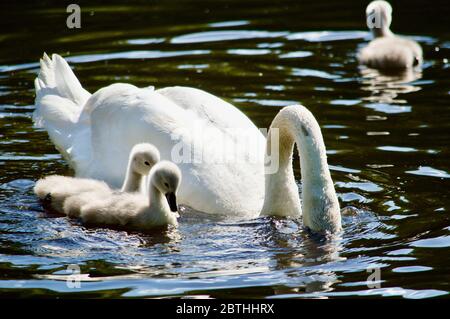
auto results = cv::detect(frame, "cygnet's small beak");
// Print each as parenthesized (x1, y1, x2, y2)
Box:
(165, 192, 178, 212)
(44, 193, 52, 203)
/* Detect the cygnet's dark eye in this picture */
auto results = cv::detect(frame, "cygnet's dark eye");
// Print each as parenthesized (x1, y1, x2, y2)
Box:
(164, 182, 169, 188)
(144, 161, 150, 166)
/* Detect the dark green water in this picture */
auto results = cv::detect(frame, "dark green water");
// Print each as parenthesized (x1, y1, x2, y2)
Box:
(0, 0, 449, 298)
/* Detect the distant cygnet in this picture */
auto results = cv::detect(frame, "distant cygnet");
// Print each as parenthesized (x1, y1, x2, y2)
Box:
(358, 0, 423, 70)
(34, 143, 160, 213)
(78, 161, 181, 230)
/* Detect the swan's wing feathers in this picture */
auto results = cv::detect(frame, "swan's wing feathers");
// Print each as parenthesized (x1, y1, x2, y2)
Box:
(37, 94, 79, 123)
(34, 53, 94, 173)
(52, 54, 91, 106)
(156, 86, 262, 131)
(38, 53, 56, 89)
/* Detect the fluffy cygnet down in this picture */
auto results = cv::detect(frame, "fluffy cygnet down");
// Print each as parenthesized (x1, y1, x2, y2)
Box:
(76, 161, 182, 231)
(34, 143, 160, 213)
(358, 0, 423, 70)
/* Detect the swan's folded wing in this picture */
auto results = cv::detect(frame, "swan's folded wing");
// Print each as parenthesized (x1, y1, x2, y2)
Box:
(156, 86, 264, 134)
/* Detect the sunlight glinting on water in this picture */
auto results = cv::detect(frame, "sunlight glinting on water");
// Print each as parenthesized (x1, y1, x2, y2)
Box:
(0, 0, 449, 298)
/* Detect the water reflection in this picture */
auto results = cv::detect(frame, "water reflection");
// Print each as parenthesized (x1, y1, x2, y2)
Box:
(360, 67, 422, 104)
(0, 0, 449, 298)
(252, 217, 346, 294)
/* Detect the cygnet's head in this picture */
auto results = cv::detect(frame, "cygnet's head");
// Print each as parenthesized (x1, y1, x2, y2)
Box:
(366, 0, 393, 36)
(150, 161, 182, 212)
(130, 143, 160, 175)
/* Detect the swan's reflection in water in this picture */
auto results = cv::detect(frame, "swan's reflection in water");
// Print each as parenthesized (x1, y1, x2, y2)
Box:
(256, 216, 345, 295)
(136, 227, 182, 250)
(360, 67, 422, 104)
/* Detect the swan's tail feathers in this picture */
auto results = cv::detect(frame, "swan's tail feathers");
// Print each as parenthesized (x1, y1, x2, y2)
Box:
(33, 53, 92, 161)
(35, 53, 90, 107)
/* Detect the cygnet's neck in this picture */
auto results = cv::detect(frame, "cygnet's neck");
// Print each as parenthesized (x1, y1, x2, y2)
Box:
(261, 105, 341, 233)
(146, 183, 175, 225)
(121, 165, 143, 193)
(148, 184, 168, 213)
(372, 26, 393, 38)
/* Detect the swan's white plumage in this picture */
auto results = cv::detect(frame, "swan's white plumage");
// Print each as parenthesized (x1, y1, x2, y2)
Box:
(78, 161, 181, 230)
(33, 54, 91, 163)
(34, 143, 160, 214)
(119, 143, 161, 193)
(358, 0, 422, 70)
(63, 190, 111, 218)
(34, 176, 110, 213)
(261, 105, 341, 233)
(359, 35, 422, 70)
(34, 54, 342, 231)
(33, 54, 265, 217)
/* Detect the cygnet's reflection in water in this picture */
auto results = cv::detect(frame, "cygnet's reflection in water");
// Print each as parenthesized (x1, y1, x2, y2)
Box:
(359, 67, 422, 104)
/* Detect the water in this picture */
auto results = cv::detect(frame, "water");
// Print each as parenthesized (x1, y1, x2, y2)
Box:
(0, 0, 449, 298)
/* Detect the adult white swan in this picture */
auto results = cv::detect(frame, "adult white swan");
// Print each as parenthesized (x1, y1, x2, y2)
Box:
(34, 54, 341, 232)
(358, 0, 422, 70)
(34, 53, 266, 217)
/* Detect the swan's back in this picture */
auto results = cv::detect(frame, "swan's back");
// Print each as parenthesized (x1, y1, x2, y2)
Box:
(157, 86, 262, 132)
(85, 83, 188, 183)
(80, 193, 177, 229)
(63, 189, 112, 217)
(34, 175, 110, 212)
(359, 36, 422, 69)
(80, 193, 145, 226)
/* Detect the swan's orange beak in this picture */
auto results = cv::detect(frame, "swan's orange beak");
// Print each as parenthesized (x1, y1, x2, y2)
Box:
(165, 192, 178, 212)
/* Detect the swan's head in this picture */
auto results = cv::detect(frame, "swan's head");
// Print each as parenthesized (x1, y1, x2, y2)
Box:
(150, 161, 182, 212)
(130, 143, 160, 175)
(366, 0, 393, 37)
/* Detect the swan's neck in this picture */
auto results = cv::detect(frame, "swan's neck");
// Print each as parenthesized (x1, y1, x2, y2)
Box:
(372, 26, 393, 38)
(369, 5, 394, 38)
(147, 185, 173, 224)
(261, 125, 301, 217)
(261, 105, 341, 233)
(148, 185, 166, 212)
(120, 165, 142, 193)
